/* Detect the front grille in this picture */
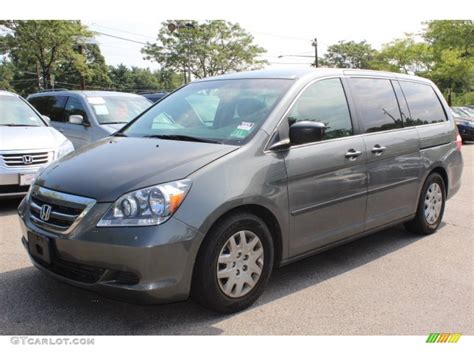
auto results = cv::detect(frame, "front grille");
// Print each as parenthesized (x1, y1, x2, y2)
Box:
(28, 186, 96, 234)
(1, 152, 51, 167)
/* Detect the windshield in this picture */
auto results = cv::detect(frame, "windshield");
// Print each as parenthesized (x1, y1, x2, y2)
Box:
(122, 79, 293, 145)
(0, 95, 45, 127)
(87, 96, 152, 124)
(452, 107, 471, 117)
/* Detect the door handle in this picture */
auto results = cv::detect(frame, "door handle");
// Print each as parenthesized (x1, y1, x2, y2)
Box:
(371, 144, 387, 156)
(345, 149, 362, 161)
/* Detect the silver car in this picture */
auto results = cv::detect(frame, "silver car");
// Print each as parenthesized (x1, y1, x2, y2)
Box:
(0, 90, 74, 198)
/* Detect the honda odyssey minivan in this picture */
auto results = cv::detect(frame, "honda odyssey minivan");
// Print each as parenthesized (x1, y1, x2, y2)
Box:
(18, 68, 463, 313)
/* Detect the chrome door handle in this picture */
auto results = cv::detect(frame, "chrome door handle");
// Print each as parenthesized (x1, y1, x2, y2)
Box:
(371, 144, 386, 156)
(345, 149, 362, 161)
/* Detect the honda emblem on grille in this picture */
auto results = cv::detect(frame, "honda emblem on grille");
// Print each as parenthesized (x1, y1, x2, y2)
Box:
(22, 155, 33, 165)
(40, 204, 52, 221)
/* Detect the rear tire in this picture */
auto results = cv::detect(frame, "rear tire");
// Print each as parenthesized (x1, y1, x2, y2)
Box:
(191, 212, 274, 313)
(404, 173, 446, 235)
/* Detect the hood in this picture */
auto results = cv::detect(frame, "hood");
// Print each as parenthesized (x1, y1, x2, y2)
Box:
(0, 126, 68, 151)
(37, 137, 239, 202)
(100, 123, 126, 134)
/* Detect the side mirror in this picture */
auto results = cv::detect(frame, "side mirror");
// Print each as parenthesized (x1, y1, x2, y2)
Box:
(289, 121, 326, 145)
(69, 115, 84, 125)
(41, 115, 51, 125)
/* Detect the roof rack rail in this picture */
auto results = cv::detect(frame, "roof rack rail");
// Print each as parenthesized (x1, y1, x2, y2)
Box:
(38, 88, 69, 93)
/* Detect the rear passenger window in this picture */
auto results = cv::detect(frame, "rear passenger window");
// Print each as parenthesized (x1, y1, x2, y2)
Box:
(399, 81, 447, 126)
(28, 96, 67, 122)
(350, 78, 403, 133)
(287, 78, 353, 141)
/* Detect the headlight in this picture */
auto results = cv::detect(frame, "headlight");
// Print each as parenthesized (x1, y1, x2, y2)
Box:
(97, 179, 192, 227)
(57, 140, 75, 159)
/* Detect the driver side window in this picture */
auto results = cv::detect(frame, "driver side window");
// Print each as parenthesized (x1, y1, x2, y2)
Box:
(288, 78, 353, 141)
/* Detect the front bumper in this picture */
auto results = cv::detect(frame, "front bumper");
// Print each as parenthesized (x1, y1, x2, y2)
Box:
(0, 166, 40, 198)
(18, 197, 204, 304)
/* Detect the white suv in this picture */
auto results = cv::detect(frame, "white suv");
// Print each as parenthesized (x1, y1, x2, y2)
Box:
(0, 90, 74, 198)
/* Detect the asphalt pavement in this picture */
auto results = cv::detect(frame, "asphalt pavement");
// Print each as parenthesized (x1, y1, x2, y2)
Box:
(0, 144, 472, 335)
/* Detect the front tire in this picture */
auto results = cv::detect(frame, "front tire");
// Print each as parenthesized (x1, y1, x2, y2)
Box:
(404, 173, 446, 235)
(191, 212, 274, 313)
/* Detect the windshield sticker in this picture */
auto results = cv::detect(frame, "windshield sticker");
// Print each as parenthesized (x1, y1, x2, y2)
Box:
(87, 97, 106, 105)
(237, 122, 254, 131)
(230, 128, 251, 139)
(93, 104, 109, 115)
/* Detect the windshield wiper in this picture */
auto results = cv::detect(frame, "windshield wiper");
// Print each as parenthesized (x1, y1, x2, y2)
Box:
(113, 132, 128, 137)
(0, 124, 39, 127)
(142, 134, 222, 144)
(102, 121, 128, 125)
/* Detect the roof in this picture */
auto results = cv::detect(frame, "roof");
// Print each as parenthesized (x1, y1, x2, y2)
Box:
(0, 90, 18, 97)
(28, 90, 144, 98)
(196, 67, 432, 84)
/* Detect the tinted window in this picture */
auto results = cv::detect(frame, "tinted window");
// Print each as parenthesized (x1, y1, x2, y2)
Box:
(399, 81, 446, 126)
(350, 78, 403, 132)
(287, 78, 353, 140)
(392, 80, 411, 124)
(64, 97, 88, 122)
(28, 95, 67, 122)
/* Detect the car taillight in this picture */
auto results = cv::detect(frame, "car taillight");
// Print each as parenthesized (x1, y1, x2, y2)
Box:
(455, 132, 462, 151)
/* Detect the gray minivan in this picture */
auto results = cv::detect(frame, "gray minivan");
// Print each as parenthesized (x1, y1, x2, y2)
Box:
(27, 91, 152, 148)
(18, 68, 463, 313)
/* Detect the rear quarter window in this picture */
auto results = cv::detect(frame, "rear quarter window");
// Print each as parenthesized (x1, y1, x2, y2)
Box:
(399, 81, 447, 126)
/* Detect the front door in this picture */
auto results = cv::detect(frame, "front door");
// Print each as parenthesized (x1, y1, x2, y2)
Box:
(284, 78, 368, 257)
(62, 96, 92, 148)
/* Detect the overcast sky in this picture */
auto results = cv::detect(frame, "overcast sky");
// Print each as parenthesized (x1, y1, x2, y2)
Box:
(3, 0, 471, 70)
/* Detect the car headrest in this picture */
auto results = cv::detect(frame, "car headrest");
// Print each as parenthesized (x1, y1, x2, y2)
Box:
(236, 98, 266, 118)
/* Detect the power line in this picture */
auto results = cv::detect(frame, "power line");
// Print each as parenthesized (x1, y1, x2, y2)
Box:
(89, 23, 156, 40)
(93, 31, 148, 45)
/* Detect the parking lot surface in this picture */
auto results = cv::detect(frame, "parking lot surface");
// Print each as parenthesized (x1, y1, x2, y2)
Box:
(0, 145, 472, 335)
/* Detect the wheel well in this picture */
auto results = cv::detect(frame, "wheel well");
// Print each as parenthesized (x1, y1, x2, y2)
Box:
(200, 204, 283, 268)
(431, 167, 449, 195)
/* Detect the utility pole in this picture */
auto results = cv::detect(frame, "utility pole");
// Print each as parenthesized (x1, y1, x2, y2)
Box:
(312, 38, 318, 68)
(78, 44, 86, 90)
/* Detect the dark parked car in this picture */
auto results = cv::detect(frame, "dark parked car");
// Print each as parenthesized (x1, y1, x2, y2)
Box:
(451, 106, 474, 142)
(18, 68, 463, 313)
(141, 92, 169, 103)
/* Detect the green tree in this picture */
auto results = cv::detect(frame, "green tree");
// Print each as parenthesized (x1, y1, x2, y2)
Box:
(142, 20, 267, 81)
(376, 35, 433, 74)
(0, 59, 14, 91)
(323, 40, 376, 68)
(422, 20, 474, 105)
(55, 43, 112, 90)
(108, 65, 182, 92)
(0, 20, 92, 90)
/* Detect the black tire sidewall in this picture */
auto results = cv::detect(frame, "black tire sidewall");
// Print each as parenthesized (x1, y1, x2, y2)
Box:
(418, 173, 446, 233)
(192, 213, 274, 313)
